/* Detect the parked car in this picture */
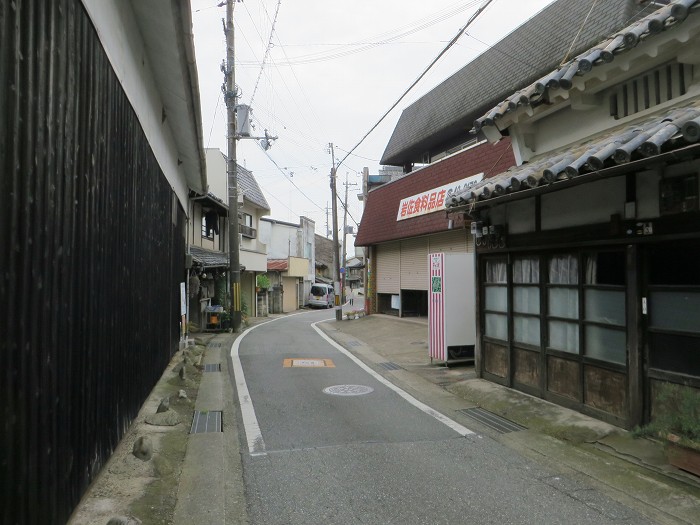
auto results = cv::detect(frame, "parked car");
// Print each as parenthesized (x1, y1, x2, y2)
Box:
(308, 283, 334, 308)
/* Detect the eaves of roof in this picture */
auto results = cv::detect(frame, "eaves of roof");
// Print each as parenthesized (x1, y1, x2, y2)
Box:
(380, 0, 649, 166)
(356, 139, 515, 246)
(474, 0, 700, 134)
(447, 102, 700, 211)
(189, 245, 229, 269)
(267, 259, 288, 271)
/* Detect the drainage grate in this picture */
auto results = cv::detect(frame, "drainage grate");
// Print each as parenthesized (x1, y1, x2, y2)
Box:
(204, 363, 221, 372)
(457, 408, 526, 434)
(208, 342, 223, 348)
(190, 410, 223, 433)
(346, 340, 362, 347)
(378, 362, 403, 371)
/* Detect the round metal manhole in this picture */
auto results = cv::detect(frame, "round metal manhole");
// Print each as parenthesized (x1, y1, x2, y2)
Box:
(322, 384, 374, 396)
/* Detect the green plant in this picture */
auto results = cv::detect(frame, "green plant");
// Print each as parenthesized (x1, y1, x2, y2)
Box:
(256, 273, 270, 289)
(635, 383, 700, 449)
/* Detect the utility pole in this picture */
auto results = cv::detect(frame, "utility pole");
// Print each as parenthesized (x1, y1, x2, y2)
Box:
(225, 0, 242, 332)
(329, 144, 342, 321)
(340, 173, 357, 304)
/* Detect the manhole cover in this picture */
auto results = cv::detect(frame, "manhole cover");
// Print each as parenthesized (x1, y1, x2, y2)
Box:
(323, 385, 374, 396)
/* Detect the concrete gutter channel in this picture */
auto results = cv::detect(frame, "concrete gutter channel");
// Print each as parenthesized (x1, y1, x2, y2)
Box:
(70, 313, 700, 524)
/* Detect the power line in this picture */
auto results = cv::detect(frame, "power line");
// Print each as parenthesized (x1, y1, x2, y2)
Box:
(336, 0, 495, 170)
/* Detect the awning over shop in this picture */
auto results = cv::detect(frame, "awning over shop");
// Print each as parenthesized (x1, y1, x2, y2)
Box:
(447, 102, 700, 212)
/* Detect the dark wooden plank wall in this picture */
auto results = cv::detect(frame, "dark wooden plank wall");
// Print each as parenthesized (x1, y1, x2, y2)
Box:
(0, 1, 186, 523)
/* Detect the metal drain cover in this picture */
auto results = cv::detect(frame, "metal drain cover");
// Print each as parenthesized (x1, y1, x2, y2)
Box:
(378, 362, 402, 371)
(204, 363, 221, 372)
(457, 407, 526, 434)
(190, 410, 223, 433)
(323, 385, 374, 396)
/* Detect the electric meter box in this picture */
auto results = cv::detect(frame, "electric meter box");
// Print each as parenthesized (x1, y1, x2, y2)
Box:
(428, 252, 476, 363)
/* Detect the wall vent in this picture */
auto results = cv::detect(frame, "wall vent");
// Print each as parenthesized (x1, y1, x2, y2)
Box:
(609, 62, 693, 120)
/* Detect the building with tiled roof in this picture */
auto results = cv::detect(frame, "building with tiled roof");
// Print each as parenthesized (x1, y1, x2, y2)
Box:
(441, 0, 700, 431)
(357, 0, 700, 428)
(187, 149, 271, 326)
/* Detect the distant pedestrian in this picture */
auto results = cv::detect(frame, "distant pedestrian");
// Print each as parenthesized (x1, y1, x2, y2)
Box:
(348, 287, 354, 306)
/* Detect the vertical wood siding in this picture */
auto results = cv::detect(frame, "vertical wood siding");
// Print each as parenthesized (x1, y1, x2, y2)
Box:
(0, 1, 186, 523)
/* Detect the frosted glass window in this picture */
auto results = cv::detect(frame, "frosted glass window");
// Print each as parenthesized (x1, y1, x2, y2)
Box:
(514, 286, 539, 314)
(548, 288, 579, 319)
(650, 291, 700, 333)
(513, 257, 539, 283)
(585, 290, 625, 325)
(585, 326, 626, 364)
(548, 320, 579, 353)
(485, 286, 507, 312)
(485, 260, 507, 283)
(549, 255, 578, 284)
(485, 313, 508, 341)
(514, 315, 540, 345)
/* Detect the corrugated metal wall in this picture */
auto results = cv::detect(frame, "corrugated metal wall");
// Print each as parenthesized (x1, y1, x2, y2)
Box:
(0, 1, 186, 523)
(376, 242, 400, 293)
(400, 238, 429, 290)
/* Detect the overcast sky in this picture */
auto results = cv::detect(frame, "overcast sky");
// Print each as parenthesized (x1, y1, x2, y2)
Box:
(190, 0, 557, 249)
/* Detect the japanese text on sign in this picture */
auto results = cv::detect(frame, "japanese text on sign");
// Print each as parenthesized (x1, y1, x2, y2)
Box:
(396, 173, 483, 221)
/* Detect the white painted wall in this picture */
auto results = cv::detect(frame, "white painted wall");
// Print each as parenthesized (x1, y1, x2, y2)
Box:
(204, 149, 228, 202)
(81, 0, 190, 209)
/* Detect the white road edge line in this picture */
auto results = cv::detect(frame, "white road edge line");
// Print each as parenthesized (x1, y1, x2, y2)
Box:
(230, 311, 332, 456)
(312, 320, 474, 437)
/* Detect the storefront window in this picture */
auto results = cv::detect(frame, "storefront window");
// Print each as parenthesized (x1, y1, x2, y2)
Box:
(513, 257, 540, 346)
(547, 254, 579, 354)
(583, 252, 626, 365)
(484, 259, 508, 341)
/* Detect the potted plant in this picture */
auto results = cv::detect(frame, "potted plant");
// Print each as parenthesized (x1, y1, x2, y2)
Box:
(634, 382, 700, 477)
(256, 273, 270, 293)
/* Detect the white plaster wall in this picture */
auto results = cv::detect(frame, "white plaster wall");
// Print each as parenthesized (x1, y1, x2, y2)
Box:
(81, 0, 189, 209)
(541, 178, 625, 230)
(204, 149, 228, 202)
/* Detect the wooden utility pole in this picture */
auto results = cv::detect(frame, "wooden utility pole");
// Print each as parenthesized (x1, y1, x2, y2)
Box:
(329, 144, 342, 321)
(225, 0, 242, 332)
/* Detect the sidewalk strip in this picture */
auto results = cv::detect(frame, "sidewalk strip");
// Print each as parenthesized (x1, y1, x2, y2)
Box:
(313, 321, 474, 437)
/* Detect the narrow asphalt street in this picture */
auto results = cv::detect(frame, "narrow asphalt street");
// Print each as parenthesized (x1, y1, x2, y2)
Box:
(232, 309, 652, 525)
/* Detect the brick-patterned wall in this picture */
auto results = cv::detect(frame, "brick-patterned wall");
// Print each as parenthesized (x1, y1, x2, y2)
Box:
(356, 139, 514, 247)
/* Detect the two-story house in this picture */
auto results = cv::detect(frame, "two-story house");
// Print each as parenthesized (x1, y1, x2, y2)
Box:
(259, 217, 315, 311)
(187, 149, 269, 327)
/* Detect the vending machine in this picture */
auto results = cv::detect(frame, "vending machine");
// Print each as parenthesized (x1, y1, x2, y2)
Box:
(428, 252, 476, 364)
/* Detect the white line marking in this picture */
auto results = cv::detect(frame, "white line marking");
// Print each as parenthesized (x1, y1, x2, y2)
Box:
(311, 320, 474, 437)
(230, 311, 332, 456)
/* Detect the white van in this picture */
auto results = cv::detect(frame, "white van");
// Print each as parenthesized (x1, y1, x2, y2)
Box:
(308, 283, 334, 309)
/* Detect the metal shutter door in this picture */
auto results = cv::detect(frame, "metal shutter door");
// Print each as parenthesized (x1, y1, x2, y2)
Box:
(400, 237, 429, 290)
(428, 230, 472, 254)
(376, 242, 400, 294)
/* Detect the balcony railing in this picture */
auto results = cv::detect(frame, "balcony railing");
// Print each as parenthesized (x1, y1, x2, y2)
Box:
(240, 223, 257, 239)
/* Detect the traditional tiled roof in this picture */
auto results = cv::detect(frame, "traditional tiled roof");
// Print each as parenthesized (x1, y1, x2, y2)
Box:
(189, 245, 228, 269)
(381, 0, 651, 166)
(474, 0, 700, 133)
(267, 259, 288, 271)
(447, 102, 700, 209)
(238, 164, 270, 211)
(356, 140, 514, 246)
